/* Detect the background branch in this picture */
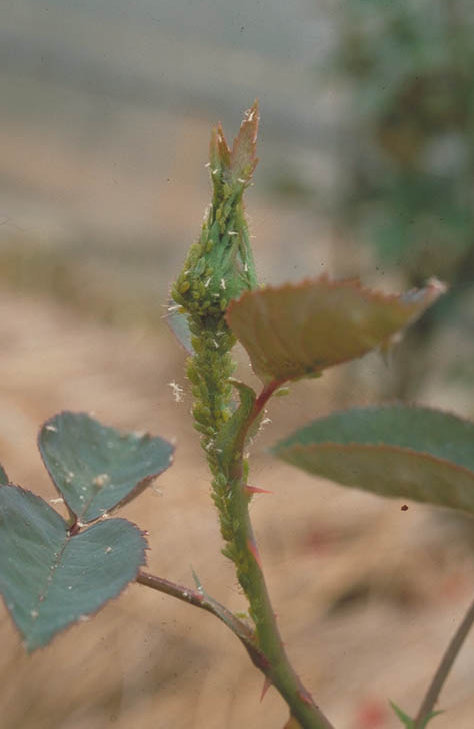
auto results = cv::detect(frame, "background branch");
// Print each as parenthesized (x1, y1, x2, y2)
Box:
(414, 595, 474, 728)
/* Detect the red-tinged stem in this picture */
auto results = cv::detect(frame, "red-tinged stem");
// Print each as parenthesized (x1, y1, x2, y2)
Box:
(137, 571, 206, 609)
(136, 571, 268, 675)
(224, 379, 335, 729)
(251, 380, 284, 425)
(231, 379, 284, 459)
(413, 595, 474, 729)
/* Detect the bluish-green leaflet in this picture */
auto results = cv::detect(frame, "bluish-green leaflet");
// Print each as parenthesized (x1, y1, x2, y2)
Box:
(272, 405, 474, 514)
(0, 485, 147, 651)
(39, 412, 174, 522)
(275, 405, 474, 472)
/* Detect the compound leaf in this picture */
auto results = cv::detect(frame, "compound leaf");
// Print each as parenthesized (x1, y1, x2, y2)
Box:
(39, 412, 174, 523)
(0, 484, 147, 651)
(226, 277, 445, 384)
(272, 405, 474, 514)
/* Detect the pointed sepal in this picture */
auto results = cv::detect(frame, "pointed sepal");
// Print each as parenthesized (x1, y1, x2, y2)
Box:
(210, 101, 259, 188)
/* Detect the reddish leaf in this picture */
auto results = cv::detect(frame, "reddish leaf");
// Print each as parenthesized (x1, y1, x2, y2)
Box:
(227, 276, 446, 384)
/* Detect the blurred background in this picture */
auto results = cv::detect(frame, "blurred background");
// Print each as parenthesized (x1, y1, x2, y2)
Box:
(0, 1, 473, 727)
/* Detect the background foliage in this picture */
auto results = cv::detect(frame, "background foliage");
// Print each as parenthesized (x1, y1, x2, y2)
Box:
(330, 0, 474, 397)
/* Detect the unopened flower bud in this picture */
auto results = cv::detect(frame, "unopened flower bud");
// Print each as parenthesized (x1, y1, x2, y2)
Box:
(173, 102, 259, 319)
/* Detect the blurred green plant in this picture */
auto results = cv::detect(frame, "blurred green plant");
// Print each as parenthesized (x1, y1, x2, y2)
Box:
(331, 0, 474, 398)
(0, 105, 473, 729)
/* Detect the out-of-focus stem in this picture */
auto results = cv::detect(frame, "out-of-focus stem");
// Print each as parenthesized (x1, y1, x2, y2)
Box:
(413, 595, 474, 728)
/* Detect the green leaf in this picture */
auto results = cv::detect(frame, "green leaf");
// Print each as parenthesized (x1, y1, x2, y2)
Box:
(39, 412, 174, 523)
(390, 702, 415, 728)
(0, 465, 8, 484)
(167, 300, 193, 354)
(272, 405, 474, 514)
(390, 702, 443, 728)
(226, 277, 446, 384)
(0, 485, 147, 651)
(421, 714, 444, 728)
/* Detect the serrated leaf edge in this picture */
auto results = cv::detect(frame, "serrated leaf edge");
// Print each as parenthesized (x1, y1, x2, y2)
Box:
(275, 441, 474, 512)
(38, 411, 175, 523)
(0, 484, 148, 651)
(227, 274, 445, 319)
(272, 402, 474, 461)
(226, 277, 446, 383)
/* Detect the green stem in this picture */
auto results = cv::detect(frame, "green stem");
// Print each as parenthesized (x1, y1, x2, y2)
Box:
(226, 382, 335, 729)
(413, 594, 474, 729)
(172, 105, 333, 727)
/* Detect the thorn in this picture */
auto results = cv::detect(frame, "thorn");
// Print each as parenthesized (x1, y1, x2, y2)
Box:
(191, 567, 204, 593)
(244, 485, 272, 496)
(247, 537, 262, 570)
(260, 676, 272, 702)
